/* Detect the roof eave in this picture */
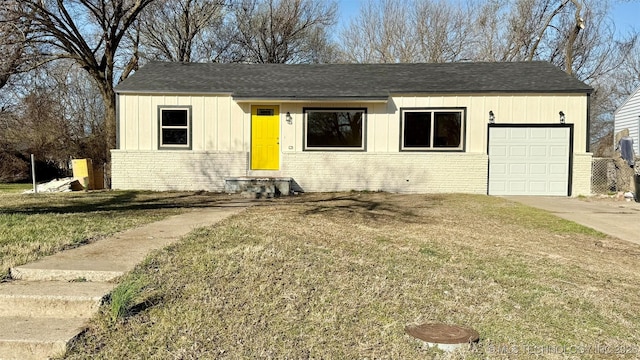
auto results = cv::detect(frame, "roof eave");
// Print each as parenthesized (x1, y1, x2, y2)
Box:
(232, 96, 389, 103)
(115, 89, 234, 96)
(391, 89, 593, 95)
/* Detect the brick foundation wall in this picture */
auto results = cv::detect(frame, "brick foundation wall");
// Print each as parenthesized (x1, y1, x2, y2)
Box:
(112, 150, 590, 196)
(112, 150, 489, 194)
(281, 152, 489, 194)
(111, 150, 247, 191)
(572, 153, 593, 196)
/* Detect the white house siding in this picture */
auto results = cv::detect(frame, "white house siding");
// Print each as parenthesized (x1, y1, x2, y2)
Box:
(118, 94, 247, 151)
(114, 93, 591, 194)
(614, 87, 640, 153)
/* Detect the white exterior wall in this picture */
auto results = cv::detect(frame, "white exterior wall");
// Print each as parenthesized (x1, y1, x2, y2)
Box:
(281, 152, 487, 193)
(111, 150, 246, 191)
(614, 87, 640, 153)
(118, 94, 249, 151)
(572, 153, 593, 196)
(114, 92, 590, 195)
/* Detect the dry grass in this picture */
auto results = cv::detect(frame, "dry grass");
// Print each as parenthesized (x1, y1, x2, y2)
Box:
(0, 183, 32, 193)
(64, 193, 640, 359)
(0, 190, 238, 279)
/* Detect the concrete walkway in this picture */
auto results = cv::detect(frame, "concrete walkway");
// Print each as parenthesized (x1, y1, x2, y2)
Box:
(0, 200, 250, 360)
(507, 196, 640, 246)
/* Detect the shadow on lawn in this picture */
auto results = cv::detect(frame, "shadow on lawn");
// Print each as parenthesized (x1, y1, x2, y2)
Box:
(289, 192, 444, 223)
(0, 191, 237, 216)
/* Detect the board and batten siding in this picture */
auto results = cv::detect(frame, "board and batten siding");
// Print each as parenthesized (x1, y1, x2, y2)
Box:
(118, 93, 248, 151)
(614, 86, 640, 154)
(113, 92, 591, 195)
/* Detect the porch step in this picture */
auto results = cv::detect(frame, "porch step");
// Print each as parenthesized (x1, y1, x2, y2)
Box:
(0, 281, 114, 318)
(0, 316, 87, 360)
(224, 177, 293, 198)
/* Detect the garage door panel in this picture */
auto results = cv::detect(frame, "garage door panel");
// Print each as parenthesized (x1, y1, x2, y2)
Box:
(550, 130, 568, 139)
(509, 181, 526, 192)
(529, 163, 547, 175)
(489, 126, 570, 196)
(492, 145, 508, 156)
(550, 146, 568, 156)
(549, 181, 567, 192)
(491, 128, 508, 139)
(510, 146, 527, 157)
(511, 128, 528, 139)
(530, 146, 547, 157)
(490, 163, 507, 175)
(529, 182, 548, 192)
(509, 164, 527, 174)
(530, 128, 548, 139)
(549, 163, 568, 175)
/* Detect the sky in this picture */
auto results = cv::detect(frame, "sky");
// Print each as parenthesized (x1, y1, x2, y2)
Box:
(335, 0, 639, 37)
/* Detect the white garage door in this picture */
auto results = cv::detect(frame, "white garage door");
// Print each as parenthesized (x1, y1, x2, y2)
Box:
(489, 126, 571, 196)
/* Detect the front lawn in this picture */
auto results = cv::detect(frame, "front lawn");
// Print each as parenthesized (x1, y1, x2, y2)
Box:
(0, 190, 236, 279)
(0, 183, 32, 193)
(63, 193, 640, 359)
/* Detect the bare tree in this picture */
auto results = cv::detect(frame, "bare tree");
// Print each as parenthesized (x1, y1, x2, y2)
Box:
(340, 0, 416, 63)
(0, 60, 110, 180)
(339, 0, 474, 63)
(0, 1, 35, 90)
(414, 0, 474, 62)
(12, 0, 156, 163)
(137, 0, 228, 62)
(231, 0, 337, 63)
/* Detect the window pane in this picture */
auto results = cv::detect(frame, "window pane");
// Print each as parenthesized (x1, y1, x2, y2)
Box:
(162, 110, 188, 126)
(257, 108, 274, 116)
(434, 112, 461, 147)
(162, 129, 188, 145)
(404, 112, 431, 147)
(307, 111, 363, 148)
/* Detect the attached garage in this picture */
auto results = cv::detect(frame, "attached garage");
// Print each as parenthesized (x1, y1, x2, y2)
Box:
(488, 124, 573, 196)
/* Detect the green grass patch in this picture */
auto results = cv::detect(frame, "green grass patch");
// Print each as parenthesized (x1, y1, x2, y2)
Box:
(64, 193, 640, 359)
(109, 276, 147, 324)
(0, 183, 32, 193)
(0, 190, 236, 279)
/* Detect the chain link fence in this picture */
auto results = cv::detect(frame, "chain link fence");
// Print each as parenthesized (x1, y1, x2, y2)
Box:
(591, 157, 636, 194)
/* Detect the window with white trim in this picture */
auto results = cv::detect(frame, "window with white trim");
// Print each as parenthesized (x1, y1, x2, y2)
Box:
(304, 108, 366, 150)
(401, 108, 464, 151)
(159, 107, 191, 149)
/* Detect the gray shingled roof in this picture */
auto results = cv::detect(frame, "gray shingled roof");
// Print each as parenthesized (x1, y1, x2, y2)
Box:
(115, 61, 593, 99)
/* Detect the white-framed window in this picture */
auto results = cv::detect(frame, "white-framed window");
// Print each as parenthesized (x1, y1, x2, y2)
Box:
(158, 106, 192, 150)
(304, 108, 366, 151)
(400, 108, 465, 151)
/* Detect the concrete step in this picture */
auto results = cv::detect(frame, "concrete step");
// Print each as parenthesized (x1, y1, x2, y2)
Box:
(225, 177, 292, 198)
(0, 316, 87, 360)
(10, 266, 123, 282)
(0, 281, 114, 318)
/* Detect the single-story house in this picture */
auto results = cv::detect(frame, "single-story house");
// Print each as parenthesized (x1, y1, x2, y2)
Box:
(614, 86, 640, 154)
(112, 61, 593, 196)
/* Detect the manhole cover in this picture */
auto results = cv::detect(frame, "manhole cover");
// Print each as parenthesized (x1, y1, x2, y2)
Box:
(405, 323, 479, 351)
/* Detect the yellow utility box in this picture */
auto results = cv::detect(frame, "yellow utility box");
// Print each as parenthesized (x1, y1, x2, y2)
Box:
(72, 159, 94, 190)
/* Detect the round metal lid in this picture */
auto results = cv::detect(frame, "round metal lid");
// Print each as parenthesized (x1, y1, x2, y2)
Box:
(405, 323, 479, 345)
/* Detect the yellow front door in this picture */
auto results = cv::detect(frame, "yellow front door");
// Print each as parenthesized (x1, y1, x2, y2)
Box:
(251, 105, 279, 170)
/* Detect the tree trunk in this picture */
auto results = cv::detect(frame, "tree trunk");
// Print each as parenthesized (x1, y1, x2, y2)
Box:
(96, 82, 117, 164)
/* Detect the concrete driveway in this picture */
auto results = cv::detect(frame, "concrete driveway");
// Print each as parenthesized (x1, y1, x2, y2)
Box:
(507, 196, 640, 246)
